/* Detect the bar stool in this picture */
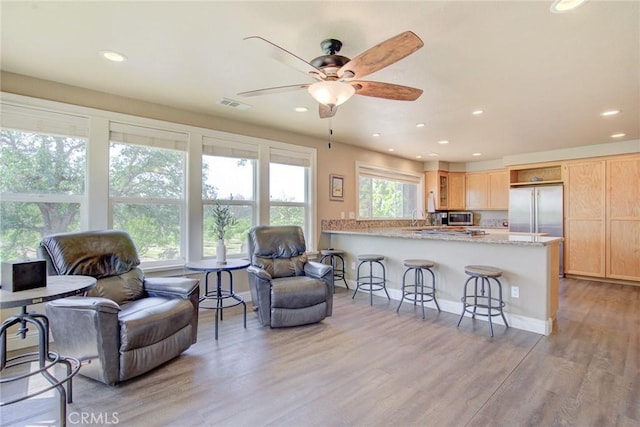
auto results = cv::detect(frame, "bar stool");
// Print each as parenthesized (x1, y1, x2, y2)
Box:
(352, 254, 389, 306)
(457, 265, 509, 337)
(319, 248, 349, 290)
(396, 259, 441, 319)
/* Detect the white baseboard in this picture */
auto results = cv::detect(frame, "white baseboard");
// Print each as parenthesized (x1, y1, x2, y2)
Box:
(6, 331, 42, 352)
(342, 279, 550, 335)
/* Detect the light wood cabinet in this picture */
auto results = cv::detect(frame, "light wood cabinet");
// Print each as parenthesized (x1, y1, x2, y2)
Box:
(606, 156, 640, 281)
(465, 170, 508, 210)
(448, 172, 466, 210)
(564, 159, 606, 277)
(509, 163, 562, 186)
(488, 170, 509, 210)
(425, 171, 449, 210)
(564, 155, 640, 282)
(465, 172, 488, 209)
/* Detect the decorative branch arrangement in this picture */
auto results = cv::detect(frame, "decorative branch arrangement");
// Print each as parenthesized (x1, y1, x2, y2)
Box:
(212, 201, 238, 240)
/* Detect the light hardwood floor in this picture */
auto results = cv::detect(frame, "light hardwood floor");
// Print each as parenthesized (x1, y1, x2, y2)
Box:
(3, 277, 639, 426)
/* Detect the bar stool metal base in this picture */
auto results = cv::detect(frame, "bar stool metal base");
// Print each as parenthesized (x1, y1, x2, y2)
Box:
(353, 254, 389, 306)
(396, 259, 441, 319)
(320, 249, 349, 290)
(457, 265, 509, 337)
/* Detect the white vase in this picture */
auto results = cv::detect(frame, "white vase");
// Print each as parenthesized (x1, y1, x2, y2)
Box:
(216, 238, 227, 264)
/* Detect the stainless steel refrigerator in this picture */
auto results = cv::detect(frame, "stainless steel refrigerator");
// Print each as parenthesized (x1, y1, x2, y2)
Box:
(509, 185, 564, 275)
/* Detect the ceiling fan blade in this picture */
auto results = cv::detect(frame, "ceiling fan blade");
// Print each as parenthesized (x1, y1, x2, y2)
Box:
(244, 36, 326, 80)
(351, 81, 423, 101)
(338, 31, 424, 80)
(319, 104, 337, 119)
(237, 83, 310, 97)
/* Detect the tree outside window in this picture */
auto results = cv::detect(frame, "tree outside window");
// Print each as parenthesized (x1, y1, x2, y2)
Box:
(0, 130, 85, 260)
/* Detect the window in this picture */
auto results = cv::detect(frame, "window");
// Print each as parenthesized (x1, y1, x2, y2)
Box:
(269, 148, 312, 240)
(1, 94, 318, 267)
(0, 105, 88, 260)
(357, 163, 422, 219)
(109, 123, 187, 267)
(202, 138, 257, 258)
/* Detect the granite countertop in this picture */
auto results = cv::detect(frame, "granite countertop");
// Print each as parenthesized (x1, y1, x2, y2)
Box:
(323, 227, 563, 246)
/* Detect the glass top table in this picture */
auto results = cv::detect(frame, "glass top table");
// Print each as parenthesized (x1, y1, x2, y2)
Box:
(1, 275, 96, 427)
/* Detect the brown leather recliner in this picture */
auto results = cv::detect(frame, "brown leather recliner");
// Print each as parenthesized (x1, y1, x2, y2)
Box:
(39, 230, 199, 385)
(247, 225, 334, 327)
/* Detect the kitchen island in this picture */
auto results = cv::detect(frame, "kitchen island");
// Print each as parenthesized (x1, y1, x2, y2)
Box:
(322, 222, 562, 335)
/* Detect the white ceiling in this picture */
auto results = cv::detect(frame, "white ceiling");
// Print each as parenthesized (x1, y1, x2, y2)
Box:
(1, 1, 638, 162)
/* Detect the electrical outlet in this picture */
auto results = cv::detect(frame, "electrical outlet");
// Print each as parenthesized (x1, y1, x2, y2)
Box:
(351, 262, 356, 270)
(511, 286, 520, 298)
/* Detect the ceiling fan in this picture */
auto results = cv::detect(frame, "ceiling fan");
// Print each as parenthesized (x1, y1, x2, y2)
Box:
(238, 31, 424, 119)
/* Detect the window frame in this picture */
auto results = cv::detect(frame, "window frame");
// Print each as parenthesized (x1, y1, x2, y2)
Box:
(0, 93, 318, 267)
(355, 161, 424, 220)
(0, 105, 90, 259)
(108, 123, 189, 269)
(268, 146, 316, 248)
(201, 138, 259, 259)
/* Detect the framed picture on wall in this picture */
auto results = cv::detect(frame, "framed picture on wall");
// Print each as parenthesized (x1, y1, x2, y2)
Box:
(330, 174, 344, 201)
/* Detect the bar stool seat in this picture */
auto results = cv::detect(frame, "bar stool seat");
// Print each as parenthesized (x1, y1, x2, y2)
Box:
(353, 254, 389, 306)
(320, 248, 349, 290)
(457, 265, 509, 337)
(396, 259, 441, 319)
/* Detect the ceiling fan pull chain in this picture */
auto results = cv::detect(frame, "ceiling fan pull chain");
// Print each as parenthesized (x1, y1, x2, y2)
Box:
(328, 123, 333, 149)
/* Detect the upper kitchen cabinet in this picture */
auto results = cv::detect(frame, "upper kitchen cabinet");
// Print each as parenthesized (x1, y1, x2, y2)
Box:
(489, 170, 509, 209)
(425, 171, 449, 210)
(465, 170, 508, 210)
(448, 172, 466, 210)
(606, 155, 640, 281)
(426, 171, 466, 211)
(509, 163, 563, 186)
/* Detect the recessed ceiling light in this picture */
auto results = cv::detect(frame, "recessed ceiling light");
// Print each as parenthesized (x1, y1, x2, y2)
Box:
(428, 153, 439, 157)
(472, 110, 484, 116)
(437, 140, 449, 145)
(416, 123, 425, 128)
(600, 109, 621, 117)
(388, 148, 394, 152)
(611, 133, 626, 138)
(372, 133, 380, 137)
(415, 155, 422, 159)
(100, 50, 127, 62)
(472, 152, 482, 156)
(550, 0, 588, 13)
(295, 107, 308, 112)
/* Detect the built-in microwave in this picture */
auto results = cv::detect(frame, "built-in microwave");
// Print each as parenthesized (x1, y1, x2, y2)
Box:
(448, 211, 473, 226)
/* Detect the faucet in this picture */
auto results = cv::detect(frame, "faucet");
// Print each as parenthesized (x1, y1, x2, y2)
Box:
(410, 209, 419, 227)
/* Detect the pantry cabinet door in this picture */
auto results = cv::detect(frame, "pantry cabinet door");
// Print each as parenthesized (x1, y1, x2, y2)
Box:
(564, 160, 606, 277)
(607, 156, 640, 281)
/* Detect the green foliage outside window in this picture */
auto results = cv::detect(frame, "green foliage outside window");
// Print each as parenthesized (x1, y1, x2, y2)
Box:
(0, 131, 84, 260)
(359, 176, 416, 218)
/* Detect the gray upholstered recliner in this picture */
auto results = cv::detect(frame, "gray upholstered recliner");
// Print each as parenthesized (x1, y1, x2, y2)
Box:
(247, 225, 334, 327)
(38, 230, 199, 385)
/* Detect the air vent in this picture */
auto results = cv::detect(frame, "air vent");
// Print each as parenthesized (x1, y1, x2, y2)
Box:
(218, 98, 251, 110)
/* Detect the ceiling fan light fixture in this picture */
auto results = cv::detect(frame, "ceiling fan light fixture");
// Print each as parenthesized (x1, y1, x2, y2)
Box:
(308, 81, 355, 107)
